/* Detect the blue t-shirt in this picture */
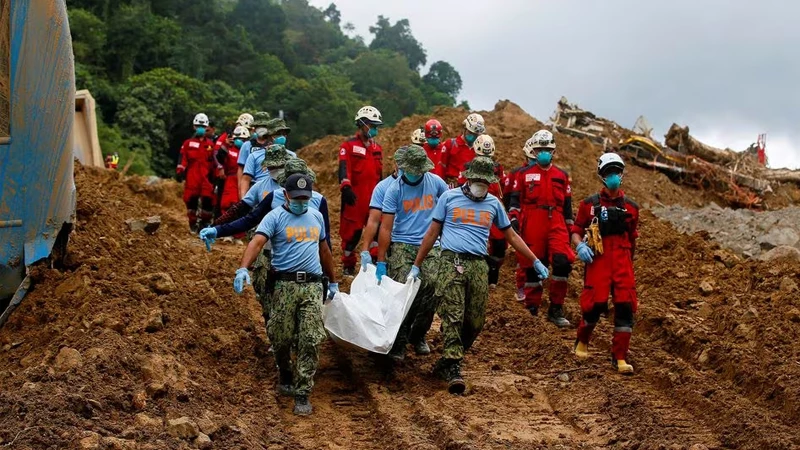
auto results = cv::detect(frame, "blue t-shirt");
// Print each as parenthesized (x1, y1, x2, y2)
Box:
(237, 140, 254, 166)
(382, 173, 448, 245)
(256, 207, 326, 274)
(243, 176, 281, 207)
(369, 175, 399, 211)
(243, 146, 297, 181)
(432, 188, 511, 256)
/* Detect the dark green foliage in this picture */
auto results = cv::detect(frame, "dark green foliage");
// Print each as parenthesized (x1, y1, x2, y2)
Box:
(67, 0, 466, 176)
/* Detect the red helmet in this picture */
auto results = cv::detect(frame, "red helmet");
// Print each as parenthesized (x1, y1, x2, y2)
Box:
(424, 119, 443, 138)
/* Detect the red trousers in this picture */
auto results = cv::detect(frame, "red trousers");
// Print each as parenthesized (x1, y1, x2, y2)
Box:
(220, 175, 245, 239)
(575, 237, 637, 360)
(516, 207, 574, 308)
(339, 184, 375, 268)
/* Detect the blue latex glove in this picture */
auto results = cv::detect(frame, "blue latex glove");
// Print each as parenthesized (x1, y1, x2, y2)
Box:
(375, 262, 387, 284)
(533, 259, 549, 280)
(234, 268, 251, 294)
(576, 241, 594, 264)
(360, 250, 372, 271)
(407, 265, 420, 280)
(327, 283, 339, 301)
(200, 227, 217, 251)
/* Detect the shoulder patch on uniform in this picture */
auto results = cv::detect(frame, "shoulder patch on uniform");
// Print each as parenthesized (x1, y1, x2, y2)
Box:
(339, 148, 346, 156)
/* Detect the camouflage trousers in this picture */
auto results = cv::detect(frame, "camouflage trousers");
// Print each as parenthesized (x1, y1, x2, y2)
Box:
(266, 280, 326, 396)
(387, 243, 441, 352)
(435, 251, 489, 361)
(251, 249, 272, 318)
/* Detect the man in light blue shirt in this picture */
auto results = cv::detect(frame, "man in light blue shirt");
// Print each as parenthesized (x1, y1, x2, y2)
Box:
(237, 111, 270, 195)
(233, 173, 337, 416)
(241, 118, 296, 196)
(358, 146, 408, 269)
(376, 145, 448, 361)
(412, 156, 549, 394)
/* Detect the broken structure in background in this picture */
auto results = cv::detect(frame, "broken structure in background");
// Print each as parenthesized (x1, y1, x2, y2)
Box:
(548, 96, 800, 209)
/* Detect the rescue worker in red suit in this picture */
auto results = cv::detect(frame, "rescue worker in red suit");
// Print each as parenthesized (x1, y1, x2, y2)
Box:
(215, 125, 250, 243)
(571, 152, 639, 374)
(460, 134, 506, 289)
(508, 130, 573, 328)
(339, 106, 384, 275)
(422, 119, 445, 169)
(436, 113, 485, 187)
(177, 113, 221, 233)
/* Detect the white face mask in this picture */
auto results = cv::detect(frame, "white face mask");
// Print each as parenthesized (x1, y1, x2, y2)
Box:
(469, 182, 489, 198)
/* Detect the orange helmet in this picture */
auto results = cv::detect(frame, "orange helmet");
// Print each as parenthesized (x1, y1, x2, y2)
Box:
(424, 119, 443, 138)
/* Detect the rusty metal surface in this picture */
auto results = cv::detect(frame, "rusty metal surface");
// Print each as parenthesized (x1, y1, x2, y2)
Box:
(0, 0, 75, 300)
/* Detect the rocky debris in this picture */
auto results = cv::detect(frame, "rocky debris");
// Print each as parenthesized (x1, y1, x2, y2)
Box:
(138, 353, 189, 397)
(167, 417, 200, 440)
(132, 391, 147, 411)
(144, 309, 164, 333)
(556, 373, 570, 382)
(54, 347, 83, 372)
(140, 272, 176, 295)
(780, 277, 798, 293)
(101, 436, 137, 450)
(654, 205, 800, 259)
(699, 281, 715, 296)
(788, 308, 800, 323)
(134, 413, 162, 430)
(125, 215, 161, 234)
(78, 432, 101, 449)
(195, 433, 212, 449)
(196, 411, 221, 436)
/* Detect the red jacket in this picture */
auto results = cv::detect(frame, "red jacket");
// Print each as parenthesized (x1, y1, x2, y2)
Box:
(218, 144, 240, 177)
(571, 189, 639, 255)
(437, 135, 475, 180)
(178, 136, 218, 200)
(423, 141, 444, 170)
(509, 163, 573, 225)
(214, 132, 228, 151)
(338, 135, 383, 191)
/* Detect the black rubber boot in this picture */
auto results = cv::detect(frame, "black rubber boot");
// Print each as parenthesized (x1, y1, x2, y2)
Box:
(547, 304, 571, 328)
(447, 360, 466, 395)
(293, 395, 313, 415)
(277, 369, 294, 396)
(527, 305, 539, 316)
(413, 339, 431, 355)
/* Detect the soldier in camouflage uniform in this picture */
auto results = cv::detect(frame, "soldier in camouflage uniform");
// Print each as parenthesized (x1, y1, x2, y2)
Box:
(411, 156, 550, 393)
(375, 145, 449, 360)
(233, 173, 338, 416)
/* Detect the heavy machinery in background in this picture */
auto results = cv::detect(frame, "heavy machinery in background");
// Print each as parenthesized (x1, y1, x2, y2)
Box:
(0, 0, 76, 327)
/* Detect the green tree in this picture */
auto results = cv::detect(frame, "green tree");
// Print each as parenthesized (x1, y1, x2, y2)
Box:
(368, 16, 427, 72)
(423, 61, 462, 100)
(68, 9, 107, 68)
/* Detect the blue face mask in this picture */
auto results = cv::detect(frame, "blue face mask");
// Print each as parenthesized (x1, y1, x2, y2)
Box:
(403, 173, 422, 183)
(368, 127, 379, 138)
(273, 136, 287, 146)
(251, 132, 258, 139)
(464, 134, 477, 145)
(288, 199, 309, 215)
(427, 137, 440, 147)
(604, 173, 622, 190)
(536, 151, 552, 166)
(195, 127, 206, 137)
(234, 139, 244, 148)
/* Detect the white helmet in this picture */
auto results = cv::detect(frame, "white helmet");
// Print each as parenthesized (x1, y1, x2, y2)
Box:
(232, 125, 250, 140)
(597, 152, 626, 176)
(530, 129, 556, 150)
(411, 127, 426, 145)
(236, 113, 254, 128)
(522, 137, 538, 159)
(193, 113, 209, 127)
(463, 113, 486, 134)
(473, 134, 495, 157)
(355, 106, 383, 126)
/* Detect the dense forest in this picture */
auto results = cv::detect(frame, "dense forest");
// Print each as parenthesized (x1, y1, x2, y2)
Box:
(67, 0, 466, 176)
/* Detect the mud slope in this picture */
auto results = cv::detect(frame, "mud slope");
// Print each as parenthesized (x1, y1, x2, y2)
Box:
(1, 102, 799, 448)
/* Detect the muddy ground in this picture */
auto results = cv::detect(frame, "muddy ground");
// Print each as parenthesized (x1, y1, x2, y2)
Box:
(2, 102, 800, 449)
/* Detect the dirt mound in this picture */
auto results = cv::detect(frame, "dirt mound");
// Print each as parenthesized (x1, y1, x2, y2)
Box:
(2, 106, 800, 448)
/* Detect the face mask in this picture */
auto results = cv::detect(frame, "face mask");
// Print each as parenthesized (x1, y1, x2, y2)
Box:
(536, 151, 552, 166)
(464, 134, 477, 145)
(269, 168, 285, 180)
(273, 136, 287, 146)
(195, 127, 206, 137)
(427, 138, 440, 147)
(403, 173, 422, 183)
(234, 139, 244, 148)
(251, 132, 258, 139)
(469, 182, 489, 198)
(604, 173, 622, 190)
(368, 127, 379, 138)
(288, 199, 309, 215)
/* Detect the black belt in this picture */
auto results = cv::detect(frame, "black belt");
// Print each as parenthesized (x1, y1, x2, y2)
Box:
(272, 271, 323, 283)
(442, 250, 485, 261)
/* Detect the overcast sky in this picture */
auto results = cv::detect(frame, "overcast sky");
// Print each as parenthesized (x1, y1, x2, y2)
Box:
(310, 0, 800, 169)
